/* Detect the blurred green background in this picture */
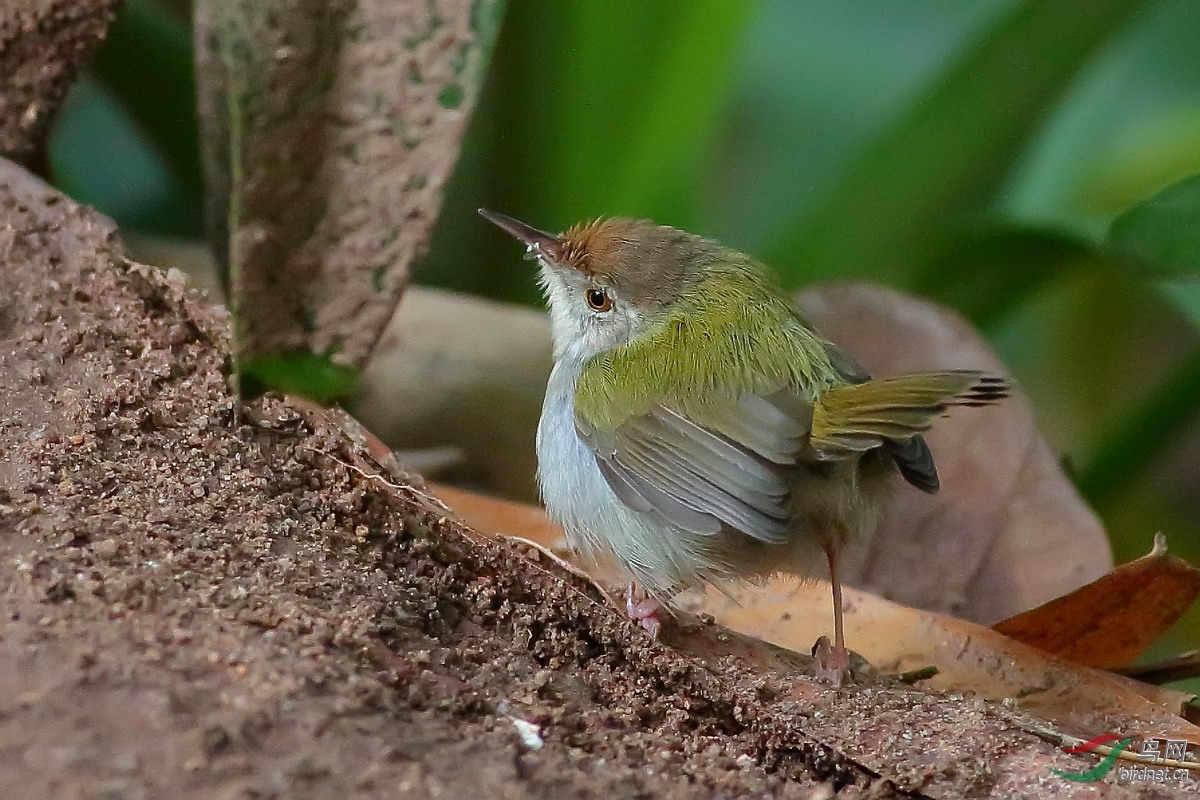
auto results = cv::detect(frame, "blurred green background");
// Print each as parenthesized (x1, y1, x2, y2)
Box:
(49, 0, 1200, 659)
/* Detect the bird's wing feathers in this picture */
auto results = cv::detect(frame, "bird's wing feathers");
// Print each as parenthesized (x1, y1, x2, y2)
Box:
(822, 340, 872, 385)
(882, 435, 939, 493)
(571, 298, 837, 543)
(576, 394, 806, 543)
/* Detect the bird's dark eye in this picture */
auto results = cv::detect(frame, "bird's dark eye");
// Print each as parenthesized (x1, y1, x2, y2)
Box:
(585, 288, 613, 312)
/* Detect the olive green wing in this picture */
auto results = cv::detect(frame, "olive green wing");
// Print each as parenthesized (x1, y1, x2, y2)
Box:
(576, 340, 1002, 541)
(572, 298, 836, 543)
(571, 294, 1006, 538)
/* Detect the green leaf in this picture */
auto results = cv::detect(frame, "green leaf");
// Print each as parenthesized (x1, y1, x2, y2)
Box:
(502, 1, 758, 224)
(1076, 108, 1200, 218)
(240, 353, 359, 404)
(1109, 173, 1200, 278)
(1079, 347, 1200, 509)
(52, 0, 201, 237)
(1160, 277, 1200, 331)
(1078, 170, 1200, 507)
(768, 0, 1146, 284)
(89, 0, 203, 229)
(50, 76, 192, 235)
(602, 2, 760, 220)
(917, 223, 1103, 327)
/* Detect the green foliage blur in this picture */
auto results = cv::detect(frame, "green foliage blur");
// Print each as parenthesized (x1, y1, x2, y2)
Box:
(50, 1, 1200, 658)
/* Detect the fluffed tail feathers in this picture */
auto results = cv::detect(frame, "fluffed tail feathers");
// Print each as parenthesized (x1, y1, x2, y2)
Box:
(810, 370, 1008, 463)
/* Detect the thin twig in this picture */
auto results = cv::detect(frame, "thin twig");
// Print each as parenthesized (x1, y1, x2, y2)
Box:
(304, 444, 452, 515)
(502, 535, 621, 612)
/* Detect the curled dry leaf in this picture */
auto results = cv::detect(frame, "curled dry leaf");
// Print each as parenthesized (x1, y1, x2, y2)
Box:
(194, 0, 502, 374)
(795, 282, 1113, 623)
(992, 533, 1200, 669)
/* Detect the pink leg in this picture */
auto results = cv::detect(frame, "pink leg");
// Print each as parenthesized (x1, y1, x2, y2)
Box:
(812, 545, 850, 684)
(625, 582, 662, 639)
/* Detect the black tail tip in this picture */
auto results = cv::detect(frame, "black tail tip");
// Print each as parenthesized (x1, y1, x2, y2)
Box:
(961, 374, 1010, 405)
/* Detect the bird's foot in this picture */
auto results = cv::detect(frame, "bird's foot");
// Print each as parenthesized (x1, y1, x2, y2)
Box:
(625, 583, 662, 639)
(811, 635, 850, 685)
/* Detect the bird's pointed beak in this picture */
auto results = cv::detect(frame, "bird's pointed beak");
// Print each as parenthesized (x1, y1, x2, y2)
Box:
(478, 208, 562, 261)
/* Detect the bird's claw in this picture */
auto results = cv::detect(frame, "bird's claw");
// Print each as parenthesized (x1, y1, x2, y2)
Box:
(812, 635, 850, 686)
(625, 584, 663, 639)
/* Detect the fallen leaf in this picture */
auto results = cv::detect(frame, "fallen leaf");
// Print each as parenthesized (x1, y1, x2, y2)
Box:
(993, 533, 1200, 668)
(694, 579, 1198, 740)
(431, 481, 565, 548)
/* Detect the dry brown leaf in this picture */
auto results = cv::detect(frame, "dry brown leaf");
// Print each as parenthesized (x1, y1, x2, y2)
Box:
(796, 282, 1113, 624)
(431, 481, 566, 548)
(993, 533, 1200, 669)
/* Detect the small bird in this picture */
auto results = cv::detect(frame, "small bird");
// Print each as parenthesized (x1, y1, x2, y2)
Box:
(480, 210, 1007, 681)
